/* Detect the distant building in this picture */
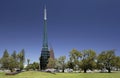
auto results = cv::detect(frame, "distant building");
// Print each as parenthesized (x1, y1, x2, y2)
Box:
(40, 5, 54, 70)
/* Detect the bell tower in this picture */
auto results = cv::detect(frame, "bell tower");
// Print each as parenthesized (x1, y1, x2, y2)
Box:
(40, 5, 50, 70)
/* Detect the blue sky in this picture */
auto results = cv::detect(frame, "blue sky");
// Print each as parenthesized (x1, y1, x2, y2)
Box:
(0, 0, 120, 63)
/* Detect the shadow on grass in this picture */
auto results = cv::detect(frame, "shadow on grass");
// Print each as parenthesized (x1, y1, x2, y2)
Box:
(46, 71, 56, 75)
(5, 71, 21, 75)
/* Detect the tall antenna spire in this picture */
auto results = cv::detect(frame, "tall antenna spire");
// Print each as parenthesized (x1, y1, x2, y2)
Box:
(42, 4, 48, 51)
(40, 4, 50, 70)
(44, 5, 47, 20)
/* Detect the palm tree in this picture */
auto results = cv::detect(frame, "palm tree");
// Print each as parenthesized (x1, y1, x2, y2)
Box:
(27, 59, 30, 66)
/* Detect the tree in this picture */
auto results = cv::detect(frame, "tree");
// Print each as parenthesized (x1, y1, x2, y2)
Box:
(8, 56, 18, 72)
(80, 49, 96, 73)
(11, 51, 17, 60)
(0, 49, 10, 69)
(66, 60, 75, 70)
(32, 62, 39, 70)
(26, 62, 39, 71)
(54, 58, 60, 69)
(69, 49, 82, 71)
(58, 56, 66, 72)
(114, 56, 120, 71)
(0, 58, 1, 69)
(0, 49, 26, 72)
(6, 51, 19, 72)
(17, 49, 25, 70)
(1, 50, 20, 72)
(27, 59, 30, 66)
(47, 58, 55, 68)
(21, 49, 25, 63)
(97, 50, 115, 73)
(26, 59, 30, 71)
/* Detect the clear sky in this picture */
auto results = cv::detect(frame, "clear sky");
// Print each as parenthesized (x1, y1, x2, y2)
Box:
(0, 0, 120, 63)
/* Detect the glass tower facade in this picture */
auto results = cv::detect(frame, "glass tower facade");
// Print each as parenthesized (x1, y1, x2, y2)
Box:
(40, 6, 50, 70)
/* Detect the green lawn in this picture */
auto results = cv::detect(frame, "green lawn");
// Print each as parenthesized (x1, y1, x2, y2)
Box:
(0, 71, 120, 78)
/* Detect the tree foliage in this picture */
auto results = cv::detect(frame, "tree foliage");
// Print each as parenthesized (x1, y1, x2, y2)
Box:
(0, 49, 25, 72)
(8, 56, 19, 72)
(0, 49, 10, 69)
(68, 49, 82, 71)
(80, 49, 96, 73)
(47, 58, 55, 68)
(97, 50, 115, 73)
(1, 48, 120, 73)
(26, 62, 39, 71)
(114, 56, 120, 71)
(17, 49, 25, 70)
(57, 56, 66, 72)
(11, 50, 17, 60)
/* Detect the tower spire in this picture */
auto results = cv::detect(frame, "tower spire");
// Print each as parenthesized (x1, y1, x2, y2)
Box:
(42, 5, 48, 51)
(44, 5, 47, 20)
(40, 5, 50, 70)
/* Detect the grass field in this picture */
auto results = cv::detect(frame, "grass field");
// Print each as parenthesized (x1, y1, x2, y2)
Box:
(0, 71, 120, 78)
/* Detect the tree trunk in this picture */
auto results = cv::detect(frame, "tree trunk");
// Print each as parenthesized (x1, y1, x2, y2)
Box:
(10, 68, 13, 72)
(62, 67, 64, 73)
(108, 68, 111, 73)
(117, 67, 119, 71)
(84, 69, 87, 73)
